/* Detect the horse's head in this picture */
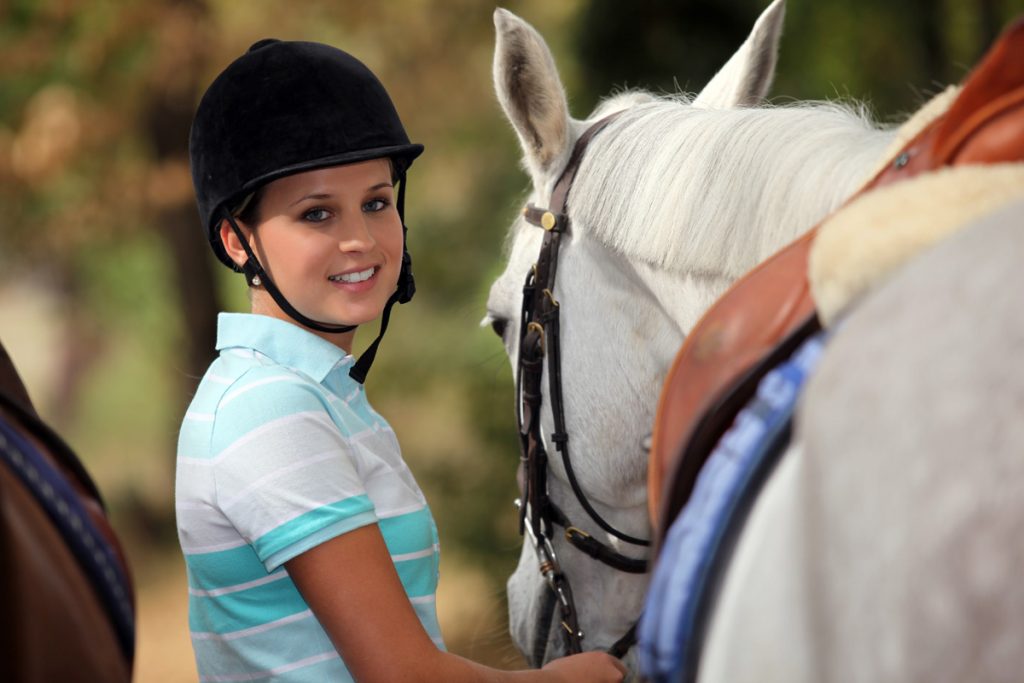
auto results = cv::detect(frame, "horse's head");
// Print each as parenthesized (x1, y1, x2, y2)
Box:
(485, 1, 792, 670)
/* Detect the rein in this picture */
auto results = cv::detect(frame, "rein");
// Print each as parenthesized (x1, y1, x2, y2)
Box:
(515, 110, 649, 660)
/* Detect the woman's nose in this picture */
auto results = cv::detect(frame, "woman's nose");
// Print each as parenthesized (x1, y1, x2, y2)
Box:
(336, 214, 375, 253)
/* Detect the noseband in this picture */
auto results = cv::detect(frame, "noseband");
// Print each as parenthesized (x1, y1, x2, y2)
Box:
(515, 110, 649, 660)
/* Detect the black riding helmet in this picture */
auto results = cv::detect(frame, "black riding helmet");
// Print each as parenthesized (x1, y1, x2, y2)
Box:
(189, 39, 423, 383)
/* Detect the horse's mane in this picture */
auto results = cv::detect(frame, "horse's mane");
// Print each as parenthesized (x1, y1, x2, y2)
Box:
(570, 92, 897, 279)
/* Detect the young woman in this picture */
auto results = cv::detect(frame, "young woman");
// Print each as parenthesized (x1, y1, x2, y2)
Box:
(176, 39, 625, 683)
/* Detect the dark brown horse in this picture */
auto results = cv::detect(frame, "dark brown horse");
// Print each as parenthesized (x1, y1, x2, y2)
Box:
(0, 340, 134, 682)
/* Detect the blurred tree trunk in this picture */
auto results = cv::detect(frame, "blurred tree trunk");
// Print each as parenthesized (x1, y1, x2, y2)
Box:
(977, 0, 1004, 58)
(52, 260, 105, 428)
(142, 0, 219, 417)
(909, 0, 950, 86)
(158, 202, 220, 395)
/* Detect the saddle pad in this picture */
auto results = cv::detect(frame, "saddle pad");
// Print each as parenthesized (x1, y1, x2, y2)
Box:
(638, 333, 826, 683)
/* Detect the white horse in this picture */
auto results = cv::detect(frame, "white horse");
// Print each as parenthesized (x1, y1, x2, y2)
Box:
(485, 0, 904, 673)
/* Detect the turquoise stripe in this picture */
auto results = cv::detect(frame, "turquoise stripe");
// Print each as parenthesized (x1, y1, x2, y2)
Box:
(186, 543, 272, 591)
(412, 601, 445, 647)
(193, 610, 349, 681)
(209, 370, 332, 455)
(394, 554, 439, 598)
(253, 496, 376, 569)
(378, 507, 436, 556)
(262, 510, 377, 571)
(320, 397, 380, 439)
(188, 572, 308, 634)
(346, 395, 386, 430)
(184, 356, 250, 418)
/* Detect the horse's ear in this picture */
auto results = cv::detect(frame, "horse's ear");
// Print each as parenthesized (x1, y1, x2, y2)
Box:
(693, 0, 785, 109)
(493, 8, 571, 181)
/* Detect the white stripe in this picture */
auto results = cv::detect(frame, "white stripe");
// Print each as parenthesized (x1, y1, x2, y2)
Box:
(199, 650, 340, 682)
(335, 425, 377, 442)
(391, 547, 436, 563)
(206, 373, 235, 385)
(221, 375, 303, 408)
(178, 456, 214, 466)
(362, 463, 411, 486)
(186, 411, 215, 422)
(376, 502, 427, 519)
(213, 410, 335, 463)
(175, 499, 211, 511)
(409, 595, 437, 605)
(192, 609, 314, 642)
(219, 449, 339, 511)
(189, 570, 288, 598)
(344, 387, 360, 402)
(181, 537, 248, 555)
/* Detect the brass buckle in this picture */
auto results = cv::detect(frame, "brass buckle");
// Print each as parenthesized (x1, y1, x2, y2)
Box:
(543, 288, 559, 308)
(527, 321, 545, 353)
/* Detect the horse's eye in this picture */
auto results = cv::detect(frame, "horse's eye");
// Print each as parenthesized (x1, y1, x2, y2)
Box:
(491, 317, 508, 339)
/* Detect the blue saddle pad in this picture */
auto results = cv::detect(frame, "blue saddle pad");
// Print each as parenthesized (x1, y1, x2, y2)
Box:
(638, 333, 826, 683)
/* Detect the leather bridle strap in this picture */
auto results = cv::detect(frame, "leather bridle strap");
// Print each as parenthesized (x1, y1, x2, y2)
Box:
(521, 110, 650, 549)
(516, 110, 648, 659)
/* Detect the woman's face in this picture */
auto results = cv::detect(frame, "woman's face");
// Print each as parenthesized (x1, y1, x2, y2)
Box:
(237, 159, 404, 346)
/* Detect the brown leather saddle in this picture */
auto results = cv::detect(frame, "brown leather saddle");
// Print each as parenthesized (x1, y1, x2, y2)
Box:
(0, 340, 134, 682)
(648, 18, 1024, 537)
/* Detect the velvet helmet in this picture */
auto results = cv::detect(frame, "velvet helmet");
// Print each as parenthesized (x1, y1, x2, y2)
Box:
(189, 39, 423, 382)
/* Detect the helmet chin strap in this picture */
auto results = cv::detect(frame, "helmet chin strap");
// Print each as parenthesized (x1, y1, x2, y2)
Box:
(221, 174, 413, 384)
(223, 209, 358, 335)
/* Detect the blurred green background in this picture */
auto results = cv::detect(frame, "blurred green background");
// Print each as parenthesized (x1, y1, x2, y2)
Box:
(1, 0, 1021, 679)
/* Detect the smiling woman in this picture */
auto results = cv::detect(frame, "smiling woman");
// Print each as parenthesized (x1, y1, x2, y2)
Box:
(175, 37, 625, 683)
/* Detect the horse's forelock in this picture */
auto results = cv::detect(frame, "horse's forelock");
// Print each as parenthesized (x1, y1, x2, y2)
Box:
(586, 90, 674, 121)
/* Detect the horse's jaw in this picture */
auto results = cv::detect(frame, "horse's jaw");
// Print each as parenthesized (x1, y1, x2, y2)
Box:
(506, 486, 650, 674)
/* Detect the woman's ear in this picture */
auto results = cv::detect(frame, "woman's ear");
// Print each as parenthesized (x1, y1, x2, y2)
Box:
(218, 218, 252, 270)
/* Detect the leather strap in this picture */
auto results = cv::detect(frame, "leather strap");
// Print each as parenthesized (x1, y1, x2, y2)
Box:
(522, 110, 649, 548)
(516, 110, 648, 659)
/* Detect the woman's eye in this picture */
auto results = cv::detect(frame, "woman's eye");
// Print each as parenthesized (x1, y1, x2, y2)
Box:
(363, 198, 389, 212)
(302, 207, 331, 222)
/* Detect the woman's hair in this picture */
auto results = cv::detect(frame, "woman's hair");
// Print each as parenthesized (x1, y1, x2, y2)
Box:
(235, 186, 266, 226)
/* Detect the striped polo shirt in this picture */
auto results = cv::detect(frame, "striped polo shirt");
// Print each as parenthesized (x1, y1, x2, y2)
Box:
(175, 313, 443, 682)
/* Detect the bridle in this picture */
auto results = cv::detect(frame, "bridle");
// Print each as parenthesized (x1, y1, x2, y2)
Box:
(515, 110, 650, 661)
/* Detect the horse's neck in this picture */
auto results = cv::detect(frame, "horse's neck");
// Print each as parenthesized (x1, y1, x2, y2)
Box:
(575, 103, 898, 296)
(633, 124, 897, 335)
(629, 264, 734, 338)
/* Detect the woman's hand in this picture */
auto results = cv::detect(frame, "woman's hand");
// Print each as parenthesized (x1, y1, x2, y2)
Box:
(540, 651, 627, 683)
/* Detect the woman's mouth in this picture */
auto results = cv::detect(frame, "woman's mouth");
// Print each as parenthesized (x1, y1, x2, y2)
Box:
(327, 266, 379, 293)
(328, 267, 376, 284)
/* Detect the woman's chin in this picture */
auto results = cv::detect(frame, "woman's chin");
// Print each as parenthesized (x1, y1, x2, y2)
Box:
(319, 307, 379, 330)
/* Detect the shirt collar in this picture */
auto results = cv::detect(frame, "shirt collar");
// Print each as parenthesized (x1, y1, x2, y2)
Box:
(216, 313, 353, 383)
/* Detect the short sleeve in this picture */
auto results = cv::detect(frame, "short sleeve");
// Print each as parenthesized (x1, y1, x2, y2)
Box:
(210, 369, 377, 571)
